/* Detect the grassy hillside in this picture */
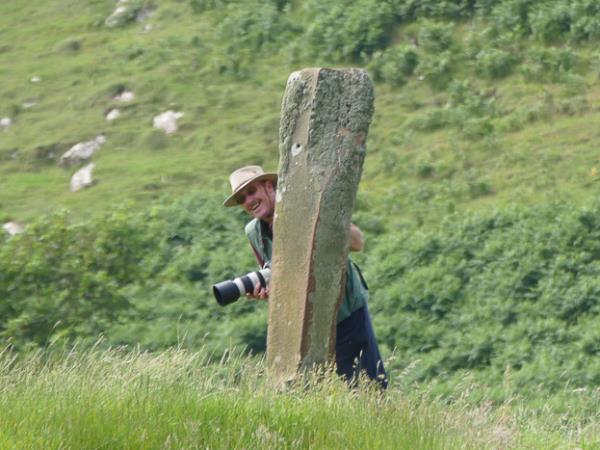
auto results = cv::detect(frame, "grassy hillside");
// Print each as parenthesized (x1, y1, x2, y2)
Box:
(2, 0, 600, 226)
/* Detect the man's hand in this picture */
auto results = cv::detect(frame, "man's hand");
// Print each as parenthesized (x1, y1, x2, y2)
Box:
(246, 282, 269, 301)
(349, 223, 364, 252)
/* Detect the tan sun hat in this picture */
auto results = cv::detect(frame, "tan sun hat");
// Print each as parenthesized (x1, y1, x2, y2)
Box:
(223, 165, 278, 207)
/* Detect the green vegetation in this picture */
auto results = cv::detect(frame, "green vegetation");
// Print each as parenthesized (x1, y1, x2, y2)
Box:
(1, 345, 599, 449)
(3, 0, 600, 443)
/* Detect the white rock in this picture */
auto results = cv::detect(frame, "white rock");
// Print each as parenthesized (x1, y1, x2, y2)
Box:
(105, 2, 130, 27)
(0, 117, 11, 131)
(60, 135, 106, 166)
(153, 111, 184, 134)
(22, 101, 37, 109)
(106, 108, 121, 121)
(114, 90, 135, 102)
(2, 222, 24, 235)
(70, 163, 96, 192)
(105, 0, 153, 27)
(31, 76, 41, 83)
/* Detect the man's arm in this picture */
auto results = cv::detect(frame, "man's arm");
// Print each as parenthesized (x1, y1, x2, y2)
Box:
(247, 240, 269, 300)
(246, 224, 362, 300)
(349, 223, 364, 252)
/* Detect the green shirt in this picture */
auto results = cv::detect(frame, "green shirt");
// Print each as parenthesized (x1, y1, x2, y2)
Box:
(244, 218, 367, 323)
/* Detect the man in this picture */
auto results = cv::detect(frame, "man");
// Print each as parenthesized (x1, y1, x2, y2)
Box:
(224, 165, 387, 389)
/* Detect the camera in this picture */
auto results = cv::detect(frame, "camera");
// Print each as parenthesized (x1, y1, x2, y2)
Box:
(212, 266, 271, 306)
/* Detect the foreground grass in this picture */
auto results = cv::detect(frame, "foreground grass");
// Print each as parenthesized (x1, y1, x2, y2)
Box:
(0, 346, 598, 449)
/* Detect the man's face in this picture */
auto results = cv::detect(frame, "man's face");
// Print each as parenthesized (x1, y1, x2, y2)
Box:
(237, 180, 276, 223)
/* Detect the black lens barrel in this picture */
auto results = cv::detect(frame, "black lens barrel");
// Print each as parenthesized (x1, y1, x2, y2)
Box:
(212, 268, 271, 307)
(212, 281, 241, 306)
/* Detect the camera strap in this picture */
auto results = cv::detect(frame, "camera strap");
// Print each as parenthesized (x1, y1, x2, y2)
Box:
(351, 261, 369, 291)
(259, 219, 273, 262)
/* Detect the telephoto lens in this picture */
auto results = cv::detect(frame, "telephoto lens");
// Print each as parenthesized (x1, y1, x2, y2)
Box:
(213, 268, 271, 306)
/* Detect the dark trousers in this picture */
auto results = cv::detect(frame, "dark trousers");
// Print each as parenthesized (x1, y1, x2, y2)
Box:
(335, 305, 388, 389)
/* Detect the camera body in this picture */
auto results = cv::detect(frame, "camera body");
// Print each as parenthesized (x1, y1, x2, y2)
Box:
(212, 267, 271, 306)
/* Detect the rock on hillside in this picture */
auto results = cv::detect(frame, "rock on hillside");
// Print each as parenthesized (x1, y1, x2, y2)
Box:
(60, 136, 106, 167)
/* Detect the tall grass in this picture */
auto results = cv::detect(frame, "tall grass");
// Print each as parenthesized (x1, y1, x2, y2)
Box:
(0, 344, 598, 449)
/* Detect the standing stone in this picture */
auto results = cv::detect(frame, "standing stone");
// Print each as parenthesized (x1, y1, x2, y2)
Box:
(267, 68, 374, 385)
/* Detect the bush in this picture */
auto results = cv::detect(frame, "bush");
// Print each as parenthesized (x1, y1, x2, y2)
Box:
(405, 80, 497, 133)
(209, 0, 298, 78)
(215, 1, 294, 53)
(367, 200, 600, 394)
(520, 46, 579, 82)
(368, 45, 418, 86)
(486, 0, 534, 38)
(569, 0, 600, 41)
(0, 192, 263, 355)
(417, 21, 456, 53)
(529, 2, 572, 44)
(474, 48, 518, 79)
(0, 209, 150, 349)
(299, 0, 396, 62)
(393, 0, 479, 21)
(416, 51, 456, 90)
(405, 108, 453, 132)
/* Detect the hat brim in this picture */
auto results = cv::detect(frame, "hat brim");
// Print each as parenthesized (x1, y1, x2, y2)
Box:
(223, 173, 278, 207)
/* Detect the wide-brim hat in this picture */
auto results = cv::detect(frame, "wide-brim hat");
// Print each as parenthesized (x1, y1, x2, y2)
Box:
(223, 165, 278, 207)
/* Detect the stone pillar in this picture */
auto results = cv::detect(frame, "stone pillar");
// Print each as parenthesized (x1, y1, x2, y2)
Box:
(267, 68, 374, 385)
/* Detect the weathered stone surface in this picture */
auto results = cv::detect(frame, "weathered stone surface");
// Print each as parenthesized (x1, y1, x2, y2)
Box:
(267, 68, 374, 384)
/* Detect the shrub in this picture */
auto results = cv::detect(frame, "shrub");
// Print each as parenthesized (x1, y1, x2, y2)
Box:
(474, 48, 518, 79)
(0, 192, 263, 354)
(417, 21, 455, 53)
(405, 80, 497, 134)
(393, 0, 479, 21)
(486, 0, 534, 38)
(368, 45, 418, 86)
(299, 0, 396, 62)
(367, 200, 600, 394)
(215, 1, 294, 53)
(520, 46, 579, 82)
(209, 0, 298, 78)
(556, 95, 589, 115)
(0, 209, 150, 349)
(416, 51, 456, 90)
(405, 108, 453, 132)
(569, 0, 600, 42)
(529, 2, 572, 44)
